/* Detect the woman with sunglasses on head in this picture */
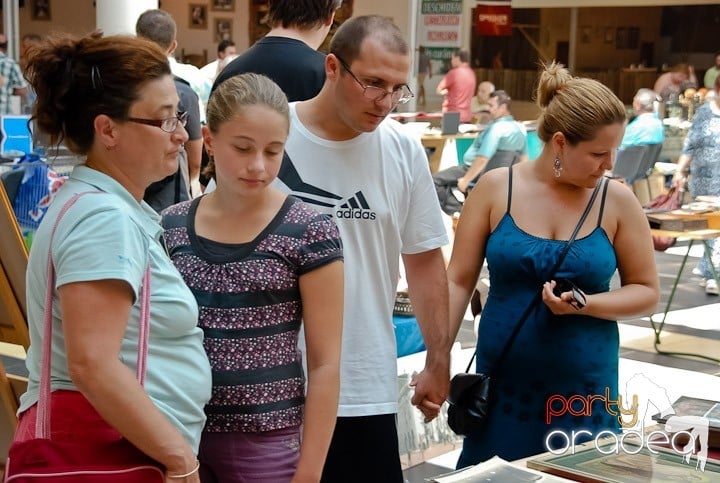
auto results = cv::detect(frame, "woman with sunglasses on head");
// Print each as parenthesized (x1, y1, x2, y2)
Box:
(11, 32, 211, 482)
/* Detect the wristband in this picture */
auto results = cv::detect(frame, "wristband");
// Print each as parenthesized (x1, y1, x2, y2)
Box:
(167, 459, 200, 479)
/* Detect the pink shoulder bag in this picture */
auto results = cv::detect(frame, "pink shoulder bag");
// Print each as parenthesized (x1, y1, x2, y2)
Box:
(4, 192, 165, 482)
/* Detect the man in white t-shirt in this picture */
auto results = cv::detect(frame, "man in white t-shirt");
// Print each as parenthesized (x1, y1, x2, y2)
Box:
(136, 9, 211, 119)
(275, 15, 451, 482)
(199, 39, 236, 82)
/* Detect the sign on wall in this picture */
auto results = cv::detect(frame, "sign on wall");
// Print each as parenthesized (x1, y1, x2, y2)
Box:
(417, 0, 463, 60)
(475, 1, 512, 36)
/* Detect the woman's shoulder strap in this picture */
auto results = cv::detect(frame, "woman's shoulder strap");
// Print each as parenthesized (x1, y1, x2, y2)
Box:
(596, 177, 611, 227)
(506, 165, 514, 213)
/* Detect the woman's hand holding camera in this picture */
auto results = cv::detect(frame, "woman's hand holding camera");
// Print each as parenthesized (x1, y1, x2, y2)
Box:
(542, 279, 587, 315)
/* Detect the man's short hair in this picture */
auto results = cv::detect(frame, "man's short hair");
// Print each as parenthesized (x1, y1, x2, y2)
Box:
(217, 39, 235, 54)
(634, 88, 658, 111)
(267, 0, 342, 30)
(490, 89, 511, 108)
(330, 15, 407, 65)
(454, 50, 469, 63)
(136, 9, 176, 51)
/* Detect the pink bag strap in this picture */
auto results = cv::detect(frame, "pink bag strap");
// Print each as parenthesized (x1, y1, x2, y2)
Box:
(36, 191, 151, 439)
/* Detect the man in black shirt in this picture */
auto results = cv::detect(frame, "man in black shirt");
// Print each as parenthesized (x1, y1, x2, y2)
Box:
(213, 0, 341, 101)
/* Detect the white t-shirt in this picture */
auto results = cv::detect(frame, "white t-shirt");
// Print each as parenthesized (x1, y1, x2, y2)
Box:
(275, 103, 448, 416)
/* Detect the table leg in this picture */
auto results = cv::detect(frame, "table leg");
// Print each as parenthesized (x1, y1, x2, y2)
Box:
(649, 239, 720, 364)
(650, 240, 693, 343)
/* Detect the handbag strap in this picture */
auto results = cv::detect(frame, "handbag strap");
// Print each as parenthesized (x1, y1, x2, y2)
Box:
(36, 191, 151, 439)
(463, 178, 605, 374)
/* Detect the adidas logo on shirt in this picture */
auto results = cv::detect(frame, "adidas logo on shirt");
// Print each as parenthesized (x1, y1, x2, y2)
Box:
(278, 155, 376, 220)
(335, 191, 376, 220)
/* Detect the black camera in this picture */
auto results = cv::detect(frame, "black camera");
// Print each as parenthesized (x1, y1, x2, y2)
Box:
(552, 278, 587, 310)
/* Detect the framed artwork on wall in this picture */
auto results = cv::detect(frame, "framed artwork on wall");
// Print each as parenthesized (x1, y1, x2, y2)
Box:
(214, 18, 233, 43)
(604, 27, 614, 44)
(30, 0, 51, 21)
(189, 4, 208, 30)
(580, 26, 592, 44)
(211, 0, 234, 12)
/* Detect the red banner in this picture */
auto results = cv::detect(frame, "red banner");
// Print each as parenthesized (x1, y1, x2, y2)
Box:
(475, 3, 512, 36)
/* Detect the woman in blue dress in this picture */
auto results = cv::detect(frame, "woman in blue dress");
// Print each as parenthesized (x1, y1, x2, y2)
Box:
(447, 61, 660, 466)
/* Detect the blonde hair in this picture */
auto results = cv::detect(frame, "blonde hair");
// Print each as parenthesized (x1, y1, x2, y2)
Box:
(203, 74, 289, 179)
(535, 61, 626, 145)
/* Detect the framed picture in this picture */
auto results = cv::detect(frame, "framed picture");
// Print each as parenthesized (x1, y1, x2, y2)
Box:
(210, 0, 234, 12)
(604, 27, 614, 44)
(652, 395, 720, 447)
(527, 438, 720, 482)
(30, 0, 51, 21)
(580, 26, 592, 44)
(188, 4, 208, 30)
(214, 18, 233, 43)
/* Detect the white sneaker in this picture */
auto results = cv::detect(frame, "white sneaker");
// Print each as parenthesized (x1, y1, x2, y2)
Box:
(706, 279, 719, 295)
(692, 267, 704, 277)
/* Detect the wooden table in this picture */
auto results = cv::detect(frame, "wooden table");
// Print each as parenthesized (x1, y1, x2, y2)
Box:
(420, 132, 478, 173)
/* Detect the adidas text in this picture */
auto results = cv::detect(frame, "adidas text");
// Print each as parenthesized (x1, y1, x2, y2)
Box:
(335, 208, 376, 220)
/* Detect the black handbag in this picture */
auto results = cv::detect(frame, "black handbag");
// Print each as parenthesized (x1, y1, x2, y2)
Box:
(447, 178, 605, 436)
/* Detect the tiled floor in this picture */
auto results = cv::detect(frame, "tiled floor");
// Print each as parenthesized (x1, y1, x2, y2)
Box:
(402, 239, 720, 482)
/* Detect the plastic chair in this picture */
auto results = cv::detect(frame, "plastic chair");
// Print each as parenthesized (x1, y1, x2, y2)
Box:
(467, 150, 521, 192)
(613, 145, 649, 187)
(637, 143, 663, 199)
(481, 150, 520, 175)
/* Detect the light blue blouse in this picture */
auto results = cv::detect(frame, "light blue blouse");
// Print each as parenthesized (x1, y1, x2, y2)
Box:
(20, 165, 211, 452)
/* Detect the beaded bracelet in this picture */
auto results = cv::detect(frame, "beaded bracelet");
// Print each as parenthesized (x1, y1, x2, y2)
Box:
(167, 459, 200, 479)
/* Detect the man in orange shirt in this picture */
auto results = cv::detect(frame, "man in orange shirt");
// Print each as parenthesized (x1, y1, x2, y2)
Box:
(436, 50, 476, 122)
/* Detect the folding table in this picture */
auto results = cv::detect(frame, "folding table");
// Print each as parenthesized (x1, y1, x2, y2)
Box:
(649, 224, 720, 363)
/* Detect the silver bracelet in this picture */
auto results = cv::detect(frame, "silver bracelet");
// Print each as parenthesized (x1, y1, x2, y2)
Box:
(167, 459, 200, 479)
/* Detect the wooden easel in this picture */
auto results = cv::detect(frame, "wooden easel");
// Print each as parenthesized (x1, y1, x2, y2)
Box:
(0, 179, 30, 472)
(0, 180, 29, 350)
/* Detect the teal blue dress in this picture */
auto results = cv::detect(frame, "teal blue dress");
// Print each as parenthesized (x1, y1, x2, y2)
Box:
(457, 170, 620, 467)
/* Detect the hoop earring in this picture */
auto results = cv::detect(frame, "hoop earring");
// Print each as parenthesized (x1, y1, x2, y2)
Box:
(553, 158, 563, 178)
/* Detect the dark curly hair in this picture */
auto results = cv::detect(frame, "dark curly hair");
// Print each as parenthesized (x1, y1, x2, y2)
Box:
(24, 31, 170, 154)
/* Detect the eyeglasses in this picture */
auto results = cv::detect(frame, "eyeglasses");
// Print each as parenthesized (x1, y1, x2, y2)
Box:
(127, 111, 189, 133)
(335, 55, 414, 105)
